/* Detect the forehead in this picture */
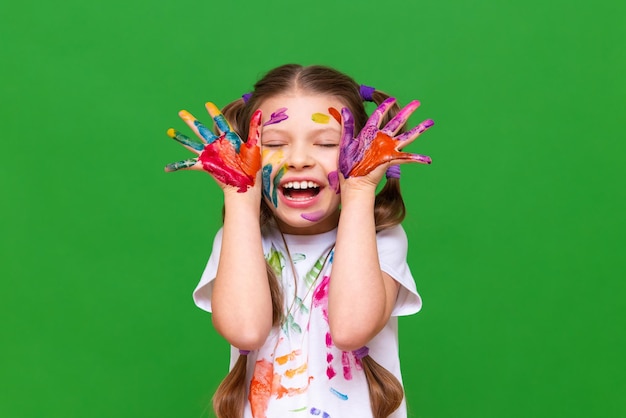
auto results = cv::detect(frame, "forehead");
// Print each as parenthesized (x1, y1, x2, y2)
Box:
(258, 93, 346, 125)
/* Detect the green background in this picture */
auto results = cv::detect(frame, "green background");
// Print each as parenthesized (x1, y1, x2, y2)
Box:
(2, 0, 624, 416)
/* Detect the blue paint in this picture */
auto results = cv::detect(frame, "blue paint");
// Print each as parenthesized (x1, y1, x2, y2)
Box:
(193, 120, 217, 144)
(330, 387, 348, 400)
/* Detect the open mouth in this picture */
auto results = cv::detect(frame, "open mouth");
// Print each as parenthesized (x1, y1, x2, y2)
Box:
(282, 181, 321, 201)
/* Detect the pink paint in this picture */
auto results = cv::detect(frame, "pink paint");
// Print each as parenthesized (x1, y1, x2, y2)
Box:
(198, 141, 257, 192)
(312, 276, 330, 322)
(301, 210, 325, 222)
(327, 365, 336, 380)
(341, 351, 353, 380)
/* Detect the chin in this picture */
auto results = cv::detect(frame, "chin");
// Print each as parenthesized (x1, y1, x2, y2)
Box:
(272, 207, 340, 235)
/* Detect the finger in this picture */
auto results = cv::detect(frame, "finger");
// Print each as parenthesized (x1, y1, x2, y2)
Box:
(205, 102, 233, 134)
(390, 152, 432, 165)
(247, 110, 263, 147)
(164, 158, 201, 172)
(395, 119, 434, 148)
(340, 107, 355, 145)
(381, 100, 420, 136)
(167, 128, 204, 153)
(339, 107, 357, 178)
(179, 110, 218, 144)
(365, 97, 396, 128)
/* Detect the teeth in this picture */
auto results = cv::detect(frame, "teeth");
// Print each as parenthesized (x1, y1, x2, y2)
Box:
(284, 181, 319, 190)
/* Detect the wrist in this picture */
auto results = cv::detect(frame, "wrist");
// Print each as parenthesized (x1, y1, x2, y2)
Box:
(223, 188, 262, 216)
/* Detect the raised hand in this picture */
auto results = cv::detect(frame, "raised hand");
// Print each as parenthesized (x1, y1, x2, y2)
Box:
(165, 102, 262, 193)
(339, 97, 433, 179)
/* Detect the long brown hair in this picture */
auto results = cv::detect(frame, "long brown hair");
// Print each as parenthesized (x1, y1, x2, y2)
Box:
(213, 64, 408, 418)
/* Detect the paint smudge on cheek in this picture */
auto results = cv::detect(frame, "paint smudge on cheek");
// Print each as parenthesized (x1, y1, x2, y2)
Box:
(272, 166, 286, 205)
(263, 107, 288, 126)
(262, 150, 287, 208)
(328, 171, 340, 193)
(262, 164, 273, 204)
(311, 113, 330, 124)
(328, 107, 341, 124)
(301, 210, 325, 222)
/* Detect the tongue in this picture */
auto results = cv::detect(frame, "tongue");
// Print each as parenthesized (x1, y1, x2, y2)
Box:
(285, 189, 317, 200)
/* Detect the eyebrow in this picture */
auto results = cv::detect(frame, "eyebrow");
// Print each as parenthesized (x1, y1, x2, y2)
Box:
(262, 126, 340, 136)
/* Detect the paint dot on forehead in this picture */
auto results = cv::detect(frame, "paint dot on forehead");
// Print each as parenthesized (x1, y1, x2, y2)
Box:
(328, 107, 341, 124)
(311, 113, 330, 124)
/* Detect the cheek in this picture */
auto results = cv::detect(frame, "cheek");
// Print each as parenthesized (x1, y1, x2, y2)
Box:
(262, 149, 285, 167)
(262, 149, 287, 207)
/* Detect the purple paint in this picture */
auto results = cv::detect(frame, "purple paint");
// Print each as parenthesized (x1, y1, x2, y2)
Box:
(263, 107, 288, 126)
(301, 211, 324, 222)
(328, 171, 340, 193)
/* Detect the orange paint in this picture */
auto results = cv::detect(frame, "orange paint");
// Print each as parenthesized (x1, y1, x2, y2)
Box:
(249, 359, 273, 418)
(276, 349, 301, 365)
(349, 132, 413, 177)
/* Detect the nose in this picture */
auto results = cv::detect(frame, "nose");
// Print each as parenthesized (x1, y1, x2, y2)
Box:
(286, 142, 314, 170)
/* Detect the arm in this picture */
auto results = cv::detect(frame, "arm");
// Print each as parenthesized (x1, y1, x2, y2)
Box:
(165, 103, 273, 349)
(328, 98, 433, 351)
(211, 189, 273, 350)
(330, 180, 400, 351)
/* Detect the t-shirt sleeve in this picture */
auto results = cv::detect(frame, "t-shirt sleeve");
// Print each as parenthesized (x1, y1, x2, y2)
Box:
(377, 225, 422, 316)
(192, 227, 224, 312)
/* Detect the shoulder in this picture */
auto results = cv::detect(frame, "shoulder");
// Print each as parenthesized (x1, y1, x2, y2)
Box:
(376, 224, 409, 253)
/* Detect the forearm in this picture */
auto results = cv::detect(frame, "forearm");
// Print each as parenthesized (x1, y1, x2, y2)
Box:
(211, 191, 273, 349)
(329, 187, 397, 351)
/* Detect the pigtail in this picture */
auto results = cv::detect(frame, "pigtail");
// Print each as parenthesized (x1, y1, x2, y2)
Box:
(212, 352, 248, 418)
(361, 355, 405, 418)
(353, 346, 403, 418)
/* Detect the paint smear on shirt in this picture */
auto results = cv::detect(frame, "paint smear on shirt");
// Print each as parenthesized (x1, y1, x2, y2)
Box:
(263, 107, 288, 126)
(310, 407, 331, 417)
(341, 351, 353, 380)
(249, 359, 273, 418)
(330, 387, 348, 400)
(311, 112, 330, 124)
(276, 350, 301, 365)
(285, 362, 308, 378)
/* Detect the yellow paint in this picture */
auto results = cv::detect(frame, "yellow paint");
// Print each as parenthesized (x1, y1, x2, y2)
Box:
(263, 149, 284, 164)
(311, 113, 330, 124)
(205, 101, 232, 130)
(285, 362, 308, 378)
(166, 128, 176, 138)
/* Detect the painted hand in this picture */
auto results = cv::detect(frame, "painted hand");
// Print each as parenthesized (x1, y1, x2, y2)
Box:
(164, 103, 262, 193)
(339, 97, 433, 179)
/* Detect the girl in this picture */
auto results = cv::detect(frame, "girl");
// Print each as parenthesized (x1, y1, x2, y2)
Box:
(164, 64, 434, 418)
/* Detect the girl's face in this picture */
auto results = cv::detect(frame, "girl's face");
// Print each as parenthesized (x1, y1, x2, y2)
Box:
(259, 93, 346, 235)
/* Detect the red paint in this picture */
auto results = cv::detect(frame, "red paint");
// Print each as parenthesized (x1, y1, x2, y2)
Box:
(329, 107, 342, 124)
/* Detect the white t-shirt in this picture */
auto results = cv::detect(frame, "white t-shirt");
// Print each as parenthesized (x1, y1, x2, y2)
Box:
(194, 224, 421, 418)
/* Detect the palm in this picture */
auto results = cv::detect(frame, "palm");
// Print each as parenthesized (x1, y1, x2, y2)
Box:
(165, 102, 262, 193)
(339, 97, 433, 179)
